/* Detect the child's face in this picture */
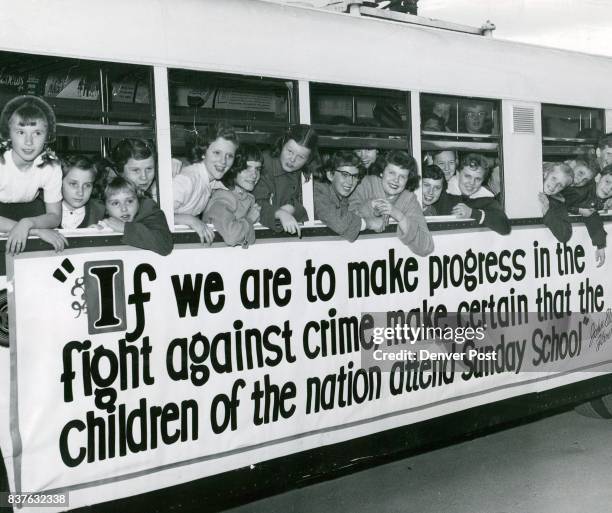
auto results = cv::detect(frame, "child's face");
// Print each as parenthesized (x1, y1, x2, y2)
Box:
(433, 151, 457, 181)
(280, 139, 311, 173)
(464, 104, 487, 133)
(354, 149, 377, 169)
(105, 189, 139, 223)
(571, 164, 594, 187)
(432, 101, 451, 121)
(381, 163, 409, 197)
(235, 161, 262, 192)
(543, 168, 571, 196)
(8, 114, 48, 166)
(596, 174, 612, 199)
(457, 166, 485, 196)
(205, 137, 237, 181)
(62, 168, 95, 209)
(422, 178, 444, 206)
(123, 157, 155, 193)
(597, 145, 612, 169)
(327, 165, 360, 198)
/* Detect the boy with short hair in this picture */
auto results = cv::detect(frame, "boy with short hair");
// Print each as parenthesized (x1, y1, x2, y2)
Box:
(436, 153, 510, 235)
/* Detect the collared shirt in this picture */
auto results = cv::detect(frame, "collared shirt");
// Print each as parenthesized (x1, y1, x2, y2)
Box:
(61, 202, 86, 229)
(172, 162, 224, 216)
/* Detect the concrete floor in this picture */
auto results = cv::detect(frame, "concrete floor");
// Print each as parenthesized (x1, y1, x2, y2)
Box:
(223, 410, 612, 513)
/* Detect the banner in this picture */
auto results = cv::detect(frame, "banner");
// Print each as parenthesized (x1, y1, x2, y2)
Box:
(4, 225, 612, 509)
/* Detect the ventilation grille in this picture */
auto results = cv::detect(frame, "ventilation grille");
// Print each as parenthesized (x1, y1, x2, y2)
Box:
(513, 106, 535, 134)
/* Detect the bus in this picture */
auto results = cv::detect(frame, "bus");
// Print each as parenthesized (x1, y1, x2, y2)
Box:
(1, 0, 612, 510)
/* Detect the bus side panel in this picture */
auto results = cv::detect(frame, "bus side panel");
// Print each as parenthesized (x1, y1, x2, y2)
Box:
(4, 224, 612, 511)
(502, 100, 543, 219)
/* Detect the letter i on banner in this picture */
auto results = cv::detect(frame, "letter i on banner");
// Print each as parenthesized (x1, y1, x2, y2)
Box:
(84, 260, 127, 334)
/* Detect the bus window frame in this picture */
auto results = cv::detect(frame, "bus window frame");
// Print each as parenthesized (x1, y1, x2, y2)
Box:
(419, 92, 504, 215)
(309, 82, 411, 153)
(167, 68, 298, 152)
(541, 102, 604, 160)
(0, 50, 157, 159)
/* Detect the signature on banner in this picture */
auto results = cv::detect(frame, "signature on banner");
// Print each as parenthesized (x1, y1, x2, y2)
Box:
(588, 309, 612, 351)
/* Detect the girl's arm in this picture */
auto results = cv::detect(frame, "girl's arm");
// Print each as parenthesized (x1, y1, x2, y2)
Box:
(174, 213, 214, 245)
(36, 201, 62, 228)
(204, 193, 255, 247)
(394, 196, 434, 256)
(0, 216, 17, 232)
(3, 201, 61, 255)
(29, 228, 68, 252)
(348, 180, 377, 218)
(289, 199, 308, 223)
(582, 212, 607, 253)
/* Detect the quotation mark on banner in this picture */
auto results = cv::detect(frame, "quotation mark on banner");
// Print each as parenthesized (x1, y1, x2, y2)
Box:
(53, 258, 75, 283)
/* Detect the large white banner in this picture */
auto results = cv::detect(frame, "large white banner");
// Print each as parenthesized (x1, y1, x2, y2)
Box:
(3, 224, 612, 510)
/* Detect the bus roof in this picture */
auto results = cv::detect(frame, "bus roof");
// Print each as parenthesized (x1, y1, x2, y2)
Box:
(1, 0, 611, 108)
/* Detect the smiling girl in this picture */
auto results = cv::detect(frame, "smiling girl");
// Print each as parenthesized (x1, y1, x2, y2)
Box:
(204, 145, 263, 247)
(253, 125, 319, 237)
(0, 95, 66, 253)
(173, 124, 239, 244)
(349, 150, 433, 255)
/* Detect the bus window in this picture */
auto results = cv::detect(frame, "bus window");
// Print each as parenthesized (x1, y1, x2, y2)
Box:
(309, 83, 411, 230)
(420, 93, 503, 216)
(541, 104, 604, 161)
(0, 51, 155, 157)
(167, 70, 301, 238)
(421, 95, 500, 137)
(310, 84, 410, 172)
(167, 70, 297, 159)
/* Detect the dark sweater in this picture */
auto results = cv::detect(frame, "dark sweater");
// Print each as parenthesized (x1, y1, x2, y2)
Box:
(436, 177, 511, 235)
(123, 198, 173, 256)
(562, 183, 607, 249)
(253, 152, 308, 232)
(543, 195, 572, 243)
(78, 200, 106, 228)
(89, 198, 173, 256)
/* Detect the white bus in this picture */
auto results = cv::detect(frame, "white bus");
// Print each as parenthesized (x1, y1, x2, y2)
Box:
(0, 0, 611, 511)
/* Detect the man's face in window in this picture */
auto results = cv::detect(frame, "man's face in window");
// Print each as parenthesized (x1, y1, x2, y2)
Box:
(464, 104, 487, 134)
